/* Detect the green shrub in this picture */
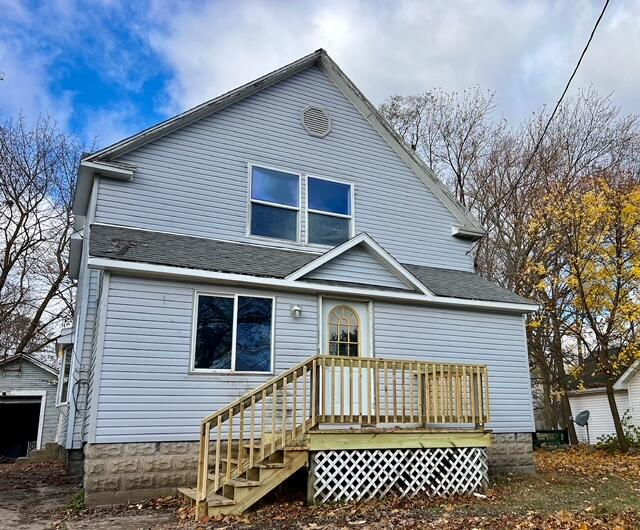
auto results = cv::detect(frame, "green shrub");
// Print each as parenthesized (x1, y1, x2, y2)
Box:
(596, 411, 640, 451)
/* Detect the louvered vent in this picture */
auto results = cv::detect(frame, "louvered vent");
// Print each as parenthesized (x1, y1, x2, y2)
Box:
(301, 106, 331, 138)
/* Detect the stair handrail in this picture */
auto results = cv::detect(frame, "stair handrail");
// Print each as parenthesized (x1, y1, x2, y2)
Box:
(196, 354, 322, 508)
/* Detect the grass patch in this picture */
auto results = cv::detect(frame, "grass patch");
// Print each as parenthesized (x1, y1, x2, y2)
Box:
(65, 490, 85, 514)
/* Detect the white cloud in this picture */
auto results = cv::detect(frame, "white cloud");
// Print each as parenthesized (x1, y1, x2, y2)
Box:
(147, 0, 640, 123)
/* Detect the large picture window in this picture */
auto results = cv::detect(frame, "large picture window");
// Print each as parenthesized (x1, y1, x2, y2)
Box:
(192, 293, 274, 373)
(249, 165, 300, 241)
(307, 176, 353, 245)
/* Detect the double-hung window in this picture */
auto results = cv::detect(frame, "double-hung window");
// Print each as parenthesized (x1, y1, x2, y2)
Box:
(192, 293, 274, 373)
(307, 177, 353, 245)
(56, 346, 72, 405)
(249, 165, 300, 241)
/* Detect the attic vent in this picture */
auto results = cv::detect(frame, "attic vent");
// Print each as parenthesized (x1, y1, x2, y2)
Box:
(301, 106, 331, 138)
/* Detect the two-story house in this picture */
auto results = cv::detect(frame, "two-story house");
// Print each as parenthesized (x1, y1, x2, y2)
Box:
(57, 49, 537, 515)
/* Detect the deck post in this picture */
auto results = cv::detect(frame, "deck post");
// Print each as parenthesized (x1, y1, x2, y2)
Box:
(306, 451, 317, 505)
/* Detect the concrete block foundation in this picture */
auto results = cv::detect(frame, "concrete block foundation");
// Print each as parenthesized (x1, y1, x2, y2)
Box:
(488, 433, 535, 476)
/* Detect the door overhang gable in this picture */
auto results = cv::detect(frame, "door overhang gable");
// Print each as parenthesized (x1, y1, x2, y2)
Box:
(286, 233, 433, 297)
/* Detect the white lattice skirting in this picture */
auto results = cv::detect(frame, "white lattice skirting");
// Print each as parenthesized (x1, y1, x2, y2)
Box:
(312, 447, 488, 503)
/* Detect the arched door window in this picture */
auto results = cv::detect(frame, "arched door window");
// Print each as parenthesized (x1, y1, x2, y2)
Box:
(328, 305, 360, 357)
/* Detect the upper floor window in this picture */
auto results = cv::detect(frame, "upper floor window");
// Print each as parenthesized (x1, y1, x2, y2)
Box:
(307, 177, 353, 245)
(249, 165, 300, 241)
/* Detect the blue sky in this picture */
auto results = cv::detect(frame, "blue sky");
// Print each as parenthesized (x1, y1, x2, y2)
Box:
(1, 0, 639, 150)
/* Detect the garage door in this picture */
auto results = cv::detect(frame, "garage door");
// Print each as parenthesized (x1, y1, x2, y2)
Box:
(0, 396, 42, 458)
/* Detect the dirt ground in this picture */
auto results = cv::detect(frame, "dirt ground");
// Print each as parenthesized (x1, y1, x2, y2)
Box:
(1, 448, 640, 530)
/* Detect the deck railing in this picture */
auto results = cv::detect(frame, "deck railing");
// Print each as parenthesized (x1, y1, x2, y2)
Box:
(196, 354, 490, 508)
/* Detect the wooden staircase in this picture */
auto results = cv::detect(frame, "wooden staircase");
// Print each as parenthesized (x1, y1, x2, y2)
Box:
(181, 354, 491, 519)
(178, 444, 308, 515)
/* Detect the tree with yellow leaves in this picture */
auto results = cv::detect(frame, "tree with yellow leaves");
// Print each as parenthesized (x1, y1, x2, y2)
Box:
(537, 173, 640, 451)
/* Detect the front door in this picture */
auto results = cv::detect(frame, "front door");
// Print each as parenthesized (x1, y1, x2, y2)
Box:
(321, 299, 371, 420)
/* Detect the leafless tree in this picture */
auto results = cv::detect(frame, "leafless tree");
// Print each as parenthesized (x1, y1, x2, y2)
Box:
(0, 115, 79, 360)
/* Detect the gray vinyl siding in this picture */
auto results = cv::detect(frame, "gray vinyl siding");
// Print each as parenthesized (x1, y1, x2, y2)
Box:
(95, 275, 318, 443)
(373, 303, 535, 433)
(84, 271, 104, 439)
(56, 405, 69, 446)
(70, 269, 100, 447)
(95, 66, 473, 271)
(0, 360, 59, 446)
(304, 246, 411, 290)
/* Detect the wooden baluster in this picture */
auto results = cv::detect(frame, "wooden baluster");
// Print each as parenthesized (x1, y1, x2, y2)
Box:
(260, 389, 267, 460)
(384, 360, 389, 423)
(330, 358, 335, 423)
(476, 366, 484, 427)
(292, 371, 298, 438)
(348, 357, 354, 423)
(439, 364, 445, 423)
(215, 416, 222, 492)
(249, 395, 256, 468)
(455, 366, 462, 424)
(400, 362, 406, 422)
(238, 402, 245, 473)
(271, 382, 277, 452)
(197, 421, 210, 504)
(367, 359, 373, 424)
(392, 361, 398, 422)
(374, 360, 381, 424)
(461, 366, 468, 423)
(447, 365, 453, 422)
(431, 364, 438, 423)
(340, 357, 346, 423)
(281, 376, 287, 448)
(226, 410, 233, 480)
(416, 362, 422, 424)
(470, 368, 477, 426)
(409, 362, 415, 423)
(312, 359, 319, 425)
(303, 364, 308, 429)
(358, 358, 363, 424)
(484, 366, 491, 425)
(424, 364, 430, 424)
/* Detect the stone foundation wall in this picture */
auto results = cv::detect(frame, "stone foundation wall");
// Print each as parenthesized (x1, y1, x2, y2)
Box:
(488, 433, 535, 476)
(84, 442, 199, 505)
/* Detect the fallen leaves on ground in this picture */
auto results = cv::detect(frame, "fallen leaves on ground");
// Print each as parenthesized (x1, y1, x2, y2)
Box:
(0, 460, 69, 490)
(535, 446, 640, 479)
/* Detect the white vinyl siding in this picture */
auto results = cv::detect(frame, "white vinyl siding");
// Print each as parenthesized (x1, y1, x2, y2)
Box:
(569, 391, 631, 444)
(94, 66, 473, 271)
(627, 373, 640, 426)
(303, 246, 411, 290)
(95, 275, 318, 443)
(373, 303, 534, 433)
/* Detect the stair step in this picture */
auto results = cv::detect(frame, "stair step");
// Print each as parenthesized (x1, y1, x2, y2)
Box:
(256, 461, 286, 469)
(207, 493, 236, 507)
(228, 478, 261, 488)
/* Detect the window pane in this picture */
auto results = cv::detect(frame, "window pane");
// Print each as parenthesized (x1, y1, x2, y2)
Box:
(251, 166, 299, 207)
(308, 212, 350, 245)
(235, 296, 273, 372)
(194, 296, 234, 369)
(308, 177, 351, 215)
(251, 203, 298, 240)
(60, 347, 72, 402)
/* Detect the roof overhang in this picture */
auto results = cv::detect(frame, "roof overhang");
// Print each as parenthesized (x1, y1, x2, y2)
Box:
(87, 256, 538, 314)
(567, 386, 629, 397)
(72, 160, 135, 216)
(614, 359, 640, 390)
(286, 232, 432, 296)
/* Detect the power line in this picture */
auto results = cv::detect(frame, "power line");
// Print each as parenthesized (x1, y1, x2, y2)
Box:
(470, 0, 610, 255)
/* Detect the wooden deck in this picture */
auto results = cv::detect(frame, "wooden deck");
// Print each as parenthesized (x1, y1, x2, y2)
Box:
(190, 355, 492, 518)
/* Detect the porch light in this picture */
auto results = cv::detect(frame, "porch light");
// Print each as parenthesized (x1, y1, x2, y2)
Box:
(291, 305, 303, 318)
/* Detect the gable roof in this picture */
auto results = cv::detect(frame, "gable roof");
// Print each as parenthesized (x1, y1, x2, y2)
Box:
(89, 224, 531, 305)
(287, 233, 430, 295)
(0, 353, 59, 377)
(76, 49, 484, 239)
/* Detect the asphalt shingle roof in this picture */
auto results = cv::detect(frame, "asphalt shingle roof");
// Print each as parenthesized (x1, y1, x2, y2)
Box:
(90, 225, 531, 305)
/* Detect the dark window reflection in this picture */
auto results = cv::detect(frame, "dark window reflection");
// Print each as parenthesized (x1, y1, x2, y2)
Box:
(194, 296, 234, 369)
(235, 296, 273, 372)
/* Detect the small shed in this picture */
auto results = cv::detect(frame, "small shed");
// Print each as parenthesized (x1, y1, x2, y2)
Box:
(0, 354, 59, 458)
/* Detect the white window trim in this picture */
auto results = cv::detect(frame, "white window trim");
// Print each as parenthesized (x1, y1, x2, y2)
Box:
(305, 173, 355, 246)
(189, 291, 276, 375)
(246, 162, 302, 244)
(56, 346, 72, 406)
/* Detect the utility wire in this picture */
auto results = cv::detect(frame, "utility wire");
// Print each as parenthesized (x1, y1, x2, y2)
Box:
(468, 0, 610, 255)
